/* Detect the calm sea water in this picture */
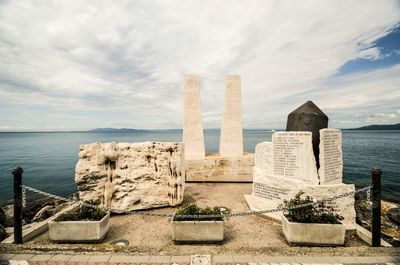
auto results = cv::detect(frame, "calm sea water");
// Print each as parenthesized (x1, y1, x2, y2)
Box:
(0, 130, 399, 204)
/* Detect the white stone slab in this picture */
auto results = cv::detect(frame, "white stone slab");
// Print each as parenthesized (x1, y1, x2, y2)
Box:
(248, 166, 355, 224)
(183, 75, 205, 160)
(219, 75, 243, 157)
(318, 128, 343, 184)
(255, 141, 273, 175)
(252, 167, 304, 206)
(272, 131, 319, 184)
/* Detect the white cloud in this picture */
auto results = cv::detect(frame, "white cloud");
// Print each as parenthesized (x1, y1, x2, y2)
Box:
(358, 47, 382, 61)
(0, 0, 399, 130)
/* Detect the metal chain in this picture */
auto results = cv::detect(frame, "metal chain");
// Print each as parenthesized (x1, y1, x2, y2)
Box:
(20, 184, 372, 219)
(366, 186, 372, 210)
(22, 186, 26, 208)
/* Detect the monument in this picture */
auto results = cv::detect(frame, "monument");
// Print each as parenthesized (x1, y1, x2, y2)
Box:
(286, 101, 328, 168)
(219, 75, 243, 157)
(245, 102, 356, 224)
(184, 75, 254, 182)
(75, 141, 185, 211)
(183, 75, 205, 160)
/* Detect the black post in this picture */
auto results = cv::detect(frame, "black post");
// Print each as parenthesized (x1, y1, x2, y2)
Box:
(12, 167, 23, 244)
(371, 166, 381, 247)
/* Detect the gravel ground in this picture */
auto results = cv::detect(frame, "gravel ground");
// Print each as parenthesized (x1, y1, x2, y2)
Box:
(7, 183, 389, 256)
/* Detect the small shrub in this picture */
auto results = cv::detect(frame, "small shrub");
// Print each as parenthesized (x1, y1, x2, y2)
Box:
(55, 201, 107, 222)
(280, 191, 343, 224)
(173, 204, 229, 221)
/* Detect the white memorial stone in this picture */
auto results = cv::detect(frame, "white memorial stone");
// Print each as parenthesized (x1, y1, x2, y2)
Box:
(183, 75, 205, 160)
(318, 129, 343, 184)
(255, 141, 273, 175)
(252, 168, 304, 204)
(272, 131, 319, 184)
(219, 75, 243, 157)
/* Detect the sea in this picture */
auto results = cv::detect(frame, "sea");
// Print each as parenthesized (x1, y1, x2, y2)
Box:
(0, 130, 399, 205)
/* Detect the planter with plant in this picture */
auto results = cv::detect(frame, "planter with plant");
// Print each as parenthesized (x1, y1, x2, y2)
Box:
(171, 204, 229, 242)
(48, 202, 109, 243)
(280, 191, 345, 246)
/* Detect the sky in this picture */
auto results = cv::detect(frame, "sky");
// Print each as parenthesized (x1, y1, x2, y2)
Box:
(0, 0, 399, 131)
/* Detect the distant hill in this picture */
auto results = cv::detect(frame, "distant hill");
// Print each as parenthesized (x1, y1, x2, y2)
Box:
(350, 123, 400, 130)
(88, 128, 150, 133)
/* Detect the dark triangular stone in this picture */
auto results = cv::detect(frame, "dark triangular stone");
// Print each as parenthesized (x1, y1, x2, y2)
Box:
(289, 101, 328, 118)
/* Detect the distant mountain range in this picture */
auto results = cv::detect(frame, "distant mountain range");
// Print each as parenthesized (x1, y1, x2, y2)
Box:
(88, 128, 151, 133)
(88, 124, 400, 133)
(349, 123, 400, 130)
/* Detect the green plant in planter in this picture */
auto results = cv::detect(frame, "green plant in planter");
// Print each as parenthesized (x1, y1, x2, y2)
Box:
(173, 204, 230, 221)
(55, 201, 107, 222)
(280, 191, 344, 224)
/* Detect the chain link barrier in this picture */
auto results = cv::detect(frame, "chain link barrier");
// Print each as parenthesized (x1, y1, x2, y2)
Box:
(21, 184, 372, 219)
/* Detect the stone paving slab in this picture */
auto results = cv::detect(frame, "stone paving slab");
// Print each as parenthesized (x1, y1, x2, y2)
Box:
(149, 256, 170, 263)
(170, 256, 191, 263)
(87, 255, 112, 263)
(48, 255, 72, 262)
(1, 253, 400, 265)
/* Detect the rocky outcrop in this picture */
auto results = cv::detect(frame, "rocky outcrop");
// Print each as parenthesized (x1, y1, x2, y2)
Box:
(1, 205, 14, 227)
(0, 224, 6, 241)
(75, 142, 185, 211)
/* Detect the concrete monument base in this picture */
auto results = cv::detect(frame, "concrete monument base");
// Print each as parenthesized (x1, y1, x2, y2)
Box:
(185, 153, 254, 182)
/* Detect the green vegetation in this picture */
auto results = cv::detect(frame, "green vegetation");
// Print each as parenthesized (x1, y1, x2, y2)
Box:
(281, 191, 343, 224)
(55, 201, 107, 222)
(173, 204, 229, 221)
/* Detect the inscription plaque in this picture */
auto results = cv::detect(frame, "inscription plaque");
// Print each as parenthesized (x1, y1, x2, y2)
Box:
(318, 129, 343, 184)
(272, 132, 319, 184)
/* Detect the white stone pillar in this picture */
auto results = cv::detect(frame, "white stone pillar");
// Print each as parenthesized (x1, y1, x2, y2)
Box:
(183, 75, 205, 159)
(219, 75, 243, 157)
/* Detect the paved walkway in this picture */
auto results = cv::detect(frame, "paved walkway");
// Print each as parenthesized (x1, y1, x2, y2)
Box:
(1, 253, 399, 265)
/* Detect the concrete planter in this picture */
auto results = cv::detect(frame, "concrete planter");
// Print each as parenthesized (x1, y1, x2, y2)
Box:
(49, 213, 110, 243)
(171, 214, 224, 242)
(282, 215, 345, 246)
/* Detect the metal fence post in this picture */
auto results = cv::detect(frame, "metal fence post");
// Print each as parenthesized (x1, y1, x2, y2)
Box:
(371, 166, 381, 247)
(12, 167, 23, 244)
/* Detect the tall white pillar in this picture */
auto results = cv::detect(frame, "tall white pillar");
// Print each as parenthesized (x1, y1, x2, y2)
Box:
(219, 75, 243, 157)
(183, 75, 205, 159)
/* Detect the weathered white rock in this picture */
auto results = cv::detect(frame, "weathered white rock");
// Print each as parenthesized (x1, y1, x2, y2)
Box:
(183, 75, 205, 160)
(272, 131, 319, 184)
(75, 142, 185, 211)
(255, 141, 273, 176)
(318, 129, 343, 184)
(219, 75, 243, 157)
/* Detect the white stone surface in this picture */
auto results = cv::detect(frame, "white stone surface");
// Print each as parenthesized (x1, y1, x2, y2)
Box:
(183, 75, 205, 159)
(252, 167, 305, 208)
(248, 168, 356, 224)
(318, 128, 343, 184)
(272, 131, 319, 184)
(219, 75, 243, 157)
(75, 142, 185, 211)
(185, 153, 254, 182)
(255, 141, 273, 175)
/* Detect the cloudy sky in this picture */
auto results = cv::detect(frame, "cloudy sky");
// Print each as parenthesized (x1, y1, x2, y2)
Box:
(0, 0, 399, 131)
